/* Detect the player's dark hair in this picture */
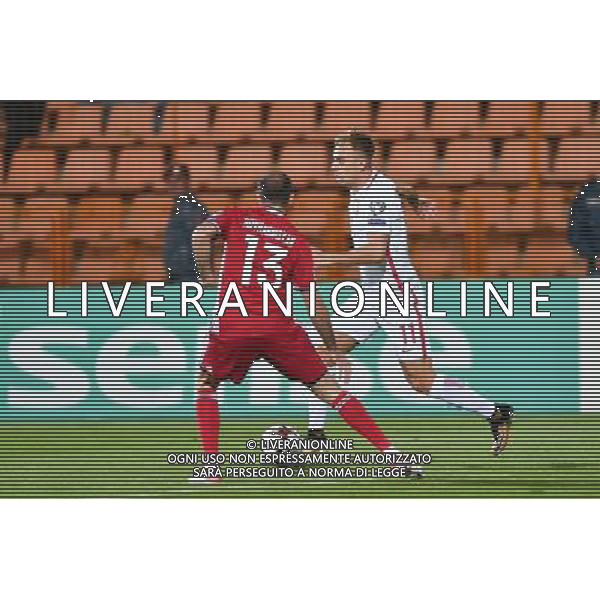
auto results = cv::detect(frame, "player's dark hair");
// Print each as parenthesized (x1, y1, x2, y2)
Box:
(257, 173, 294, 207)
(335, 129, 375, 164)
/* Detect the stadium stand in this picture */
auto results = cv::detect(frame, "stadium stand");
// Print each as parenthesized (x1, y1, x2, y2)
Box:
(0, 100, 594, 284)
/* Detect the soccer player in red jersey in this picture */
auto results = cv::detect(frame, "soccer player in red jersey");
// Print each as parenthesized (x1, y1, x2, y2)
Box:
(191, 173, 419, 481)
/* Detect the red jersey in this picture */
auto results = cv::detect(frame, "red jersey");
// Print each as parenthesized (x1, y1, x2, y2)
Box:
(212, 204, 313, 334)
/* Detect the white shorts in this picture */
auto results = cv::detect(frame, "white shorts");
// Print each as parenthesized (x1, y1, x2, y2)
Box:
(331, 292, 430, 361)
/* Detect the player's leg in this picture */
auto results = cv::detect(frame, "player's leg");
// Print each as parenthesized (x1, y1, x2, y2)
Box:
(307, 330, 358, 436)
(394, 319, 514, 455)
(195, 368, 222, 454)
(309, 373, 392, 452)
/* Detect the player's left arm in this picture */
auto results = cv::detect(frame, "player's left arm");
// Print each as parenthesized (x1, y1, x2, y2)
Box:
(192, 220, 220, 285)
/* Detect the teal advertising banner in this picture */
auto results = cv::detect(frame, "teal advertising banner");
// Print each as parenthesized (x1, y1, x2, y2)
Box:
(0, 280, 578, 419)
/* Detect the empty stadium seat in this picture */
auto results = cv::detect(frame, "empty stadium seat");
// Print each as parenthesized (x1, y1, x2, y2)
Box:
(523, 234, 586, 276)
(0, 256, 22, 286)
(541, 101, 593, 135)
(210, 102, 265, 143)
(114, 148, 165, 189)
(21, 258, 54, 285)
(14, 197, 70, 250)
(481, 238, 523, 277)
(202, 193, 237, 215)
(314, 101, 373, 139)
(490, 140, 533, 183)
(288, 189, 347, 247)
(432, 140, 493, 185)
(483, 101, 531, 136)
(410, 235, 465, 278)
(122, 196, 172, 243)
(263, 102, 317, 140)
(278, 144, 330, 187)
(152, 101, 208, 144)
(374, 101, 426, 138)
(173, 146, 219, 188)
(71, 257, 130, 284)
(37, 101, 104, 145)
(59, 148, 112, 191)
(536, 186, 573, 230)
(475, 187, 536, 232)
(6, 149, 58, 193)
(71, 197, 125, 247)
(0, 201, 18, 251)
(546, 137, 600, 183)
(429, 101, 482, 136)
(130, 254, 167, 282)
(386, 141, 437, 186)
(220, 145, 275, 189)
(101, 101, 158, 144)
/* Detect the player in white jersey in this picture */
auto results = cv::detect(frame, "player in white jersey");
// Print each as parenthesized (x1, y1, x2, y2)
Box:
(307, 130, 513, 456)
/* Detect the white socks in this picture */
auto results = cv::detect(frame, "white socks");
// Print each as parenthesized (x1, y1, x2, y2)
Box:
(308, 398, 328, 430)
(429, 376, 495, 418)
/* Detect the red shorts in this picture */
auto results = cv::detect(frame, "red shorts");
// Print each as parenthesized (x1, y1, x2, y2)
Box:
(202, 322, 327, 385)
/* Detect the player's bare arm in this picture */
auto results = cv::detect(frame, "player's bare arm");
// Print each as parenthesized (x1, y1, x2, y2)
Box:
(192, 220, 220, 285)
(313, 232, 390, 268)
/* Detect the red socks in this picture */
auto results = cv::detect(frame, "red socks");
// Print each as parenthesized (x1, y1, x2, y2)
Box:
(332, 391, 391, 451)
(196, 387, 220, 454)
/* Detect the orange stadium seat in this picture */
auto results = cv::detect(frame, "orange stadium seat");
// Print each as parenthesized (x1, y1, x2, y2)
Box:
(0, 256, 22, 285)
(173, 146, 219, 188)
(405, 188, 466, 234)
(71, 257, 129, 284)
(122, 196, 171, 243)
(14, 197, 70, 250)
(59, 148, 112, 191)
(101, 101, 158, 144)
(546, 137, 600, 183)
(161, 102, 210, 144)
(490, 140, 533, 184)
(374, 101, 426, 138)
(536, 186, 574, 231)
(278, 144, 330, 187)
(523, 234, 586, 276)
(210, 102, 265, 143)
(37, 101, 104, 145)
(71, 198, 125, 247)
(386, 141, 437, 187)
(432, 140, 493, 185)
(0, 201, 18, 251)
(114, 148, 165, 189)
(263, 102, 317, 140)
(288, 189, 347, 248)
(314, 101, 373, 139)
(6, 149, 58, 193)
(131, 253, 166, 282)
(483, 101, 531, 136)
(475, 187, 536, 232)
(410, 235, 465, 278)
(202, 193, 237, 215)
(429, 101, 482, 136)
(21, 258, 54, 285)
(220, 145, 275, 189)
(481, 238, 523, 278)
(541, 101, 592, 135)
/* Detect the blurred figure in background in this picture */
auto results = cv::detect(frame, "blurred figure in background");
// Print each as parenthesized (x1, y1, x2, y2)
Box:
(569, 180, 600, 277)
(0, 101, 46, 178)
(163, 164, 209, 283)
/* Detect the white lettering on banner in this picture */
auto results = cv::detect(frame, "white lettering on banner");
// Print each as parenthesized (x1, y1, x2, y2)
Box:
(8, 328, 89, 406)
(531, 282, 552, 317)
(484, 282, 514, 317)
(101, 282, 132, 317)
(96, 325, 188, 405)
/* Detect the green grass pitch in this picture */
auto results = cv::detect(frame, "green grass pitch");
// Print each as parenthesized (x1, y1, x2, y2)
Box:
(1, 415, 599, 498)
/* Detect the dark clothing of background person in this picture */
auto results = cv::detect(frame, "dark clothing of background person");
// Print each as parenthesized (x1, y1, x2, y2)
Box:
(569, 180, 600, 277)
(0, 101, 46, 178)
(164, 192, 209, 283)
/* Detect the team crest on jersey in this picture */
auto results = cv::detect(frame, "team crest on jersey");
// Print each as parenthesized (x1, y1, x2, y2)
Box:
(370, 200, 386, 216)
